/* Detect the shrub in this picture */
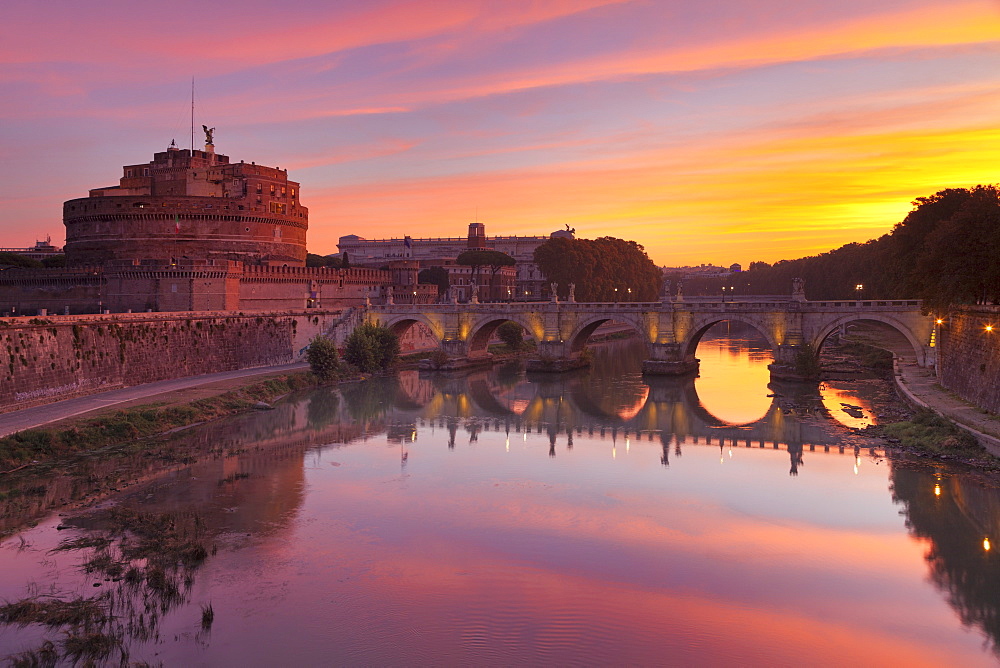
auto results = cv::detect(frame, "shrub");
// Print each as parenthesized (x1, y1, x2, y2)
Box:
(429, 349, 450, 368)
(496, 321, 524, 351)
(794, 343, 821, 378)
(306, 335, 340, 380)
(343, 321, 400, 373)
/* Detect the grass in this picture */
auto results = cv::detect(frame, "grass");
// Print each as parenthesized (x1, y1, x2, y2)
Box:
(201, 603, 214, 631)
(832, 339, 895, 371)
(0, 372, 320, 472)
(882, 409, 991, 458)
(0, 596, 107, 627)
(1, 507, 217, 664)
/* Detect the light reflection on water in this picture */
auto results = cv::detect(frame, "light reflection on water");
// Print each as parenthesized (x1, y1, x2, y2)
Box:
(0, 329, 998, 665)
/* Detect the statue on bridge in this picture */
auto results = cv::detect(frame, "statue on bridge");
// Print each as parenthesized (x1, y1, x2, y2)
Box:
(470, 281, 479, 304)
(675, 280, 684, 301)
(550, 283, 559, 303)
(792, 277, 806, 301)
(661, 279, 671, 303)
(568, 283, 576, 303)
(385, 286, 394, 305)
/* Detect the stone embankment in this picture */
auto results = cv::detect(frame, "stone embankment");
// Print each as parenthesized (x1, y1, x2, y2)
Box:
(0, 310, 354, 413)
(936, 306, 1000, 414)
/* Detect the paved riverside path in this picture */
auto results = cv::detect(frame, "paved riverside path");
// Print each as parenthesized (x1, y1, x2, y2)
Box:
(894, 359, 1000, 457)
(0, 362, 308, 438)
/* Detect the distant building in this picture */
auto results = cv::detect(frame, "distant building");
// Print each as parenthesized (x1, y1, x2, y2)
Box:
(662, 263, 736, 280)
(1, 137, 437, 314)
(338, 223, 573, 300)
(0, 237, 62, 262)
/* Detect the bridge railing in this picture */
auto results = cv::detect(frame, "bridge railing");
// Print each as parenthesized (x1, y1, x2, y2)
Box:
(372, 298, 922, 311)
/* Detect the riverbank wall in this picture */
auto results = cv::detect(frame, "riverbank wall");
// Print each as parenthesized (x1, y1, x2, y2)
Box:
(0, 310, 355, 413)
(937, 306, 1000, 415)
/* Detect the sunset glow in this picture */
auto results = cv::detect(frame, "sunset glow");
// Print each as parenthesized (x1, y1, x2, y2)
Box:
(3, 0, 999, 265)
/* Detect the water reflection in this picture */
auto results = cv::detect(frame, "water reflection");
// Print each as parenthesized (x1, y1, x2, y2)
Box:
(3, 333, 1000, 664)
(890, 462, 1000, 657)
(322, 340, 877, 478)
(695, 321, 774, 424)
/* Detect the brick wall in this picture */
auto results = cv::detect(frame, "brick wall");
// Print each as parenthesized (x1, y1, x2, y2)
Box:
(938, 306, 1000, 414)
(0, 310, 349, 413)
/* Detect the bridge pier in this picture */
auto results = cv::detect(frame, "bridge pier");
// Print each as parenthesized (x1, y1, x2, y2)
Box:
(767, 344, 819, 381)
(426, 339, 494, 371)
(642, 343, 699, 376)
(525, 340, 589, 372)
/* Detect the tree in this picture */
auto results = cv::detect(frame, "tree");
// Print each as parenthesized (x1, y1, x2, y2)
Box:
(306, 335, 340, 380)
(456, 250, 515, 300)
(0, 253, 42, 269)
(306, 253, 342, 268)
(533, 236, 661, 301)
(497, 321, 524, 350)
(418, 267, 450, 296)
(343, 321, 400, 372)
(41, 254, 66, 268)
(731, 185, 1000, 306)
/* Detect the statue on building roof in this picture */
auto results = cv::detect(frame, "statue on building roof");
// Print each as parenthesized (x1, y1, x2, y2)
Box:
(202, 125, 215, 145)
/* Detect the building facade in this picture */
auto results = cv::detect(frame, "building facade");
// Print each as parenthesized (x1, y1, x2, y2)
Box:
(338, 223, 573, 301)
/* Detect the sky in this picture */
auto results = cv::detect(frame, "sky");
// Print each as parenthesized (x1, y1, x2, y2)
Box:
(2, 1, 1000, 267)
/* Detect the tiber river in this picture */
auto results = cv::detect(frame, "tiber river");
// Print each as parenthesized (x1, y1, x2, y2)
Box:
(1, 324, 999, 666)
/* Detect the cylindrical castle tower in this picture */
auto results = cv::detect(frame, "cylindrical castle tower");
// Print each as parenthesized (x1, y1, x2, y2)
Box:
(63, 140, 308, 266)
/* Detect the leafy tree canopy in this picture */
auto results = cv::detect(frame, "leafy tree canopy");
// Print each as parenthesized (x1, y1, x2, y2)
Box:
(456, 250, 515, 276)
(533, 236, 661, 301)
(418, 266, 450, 294)
(306, 335, 341, 381)
(0, 253, 42, 269)
(306, 253, 343, 268)
(343, 321, 400, 373)
(724, 185, 1000, 308)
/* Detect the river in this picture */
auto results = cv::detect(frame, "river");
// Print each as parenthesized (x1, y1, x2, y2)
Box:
(0, 324, 998, 666)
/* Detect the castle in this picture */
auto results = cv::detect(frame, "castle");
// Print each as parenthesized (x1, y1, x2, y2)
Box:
(1, 135, 435, 315)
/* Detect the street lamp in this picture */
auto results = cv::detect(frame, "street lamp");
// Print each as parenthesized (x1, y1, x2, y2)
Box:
(627, 287, 632, 301)
(855, 284, 864, 303)
(614, 287, 618, 302)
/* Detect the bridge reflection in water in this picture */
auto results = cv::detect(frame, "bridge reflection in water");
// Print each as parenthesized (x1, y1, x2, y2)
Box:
(336, 335, 882, 476)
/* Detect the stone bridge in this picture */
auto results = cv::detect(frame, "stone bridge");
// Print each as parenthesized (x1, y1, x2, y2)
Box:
(363, 294, 934, 378)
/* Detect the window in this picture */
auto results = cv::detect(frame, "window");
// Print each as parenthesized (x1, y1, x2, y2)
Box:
(270, 184, 276, 194)
(256, 184, 262, 193)
(281, 186, 286, 196)
(143, 168, 149, 176)
(125, 169, 132, 178)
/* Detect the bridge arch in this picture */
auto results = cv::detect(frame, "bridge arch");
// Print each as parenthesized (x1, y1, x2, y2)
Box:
(376, 313, 445, 346)
(681, 315, 780, 361)
(567, 314, 647, 354)
(812, 314, 928, 366)
(467, 315, 540, 356)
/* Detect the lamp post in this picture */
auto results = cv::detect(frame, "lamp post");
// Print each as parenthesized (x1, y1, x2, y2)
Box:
(627, 287, 632, 301)
(855, 283, 864, 305)
(614, 287, 618, 302)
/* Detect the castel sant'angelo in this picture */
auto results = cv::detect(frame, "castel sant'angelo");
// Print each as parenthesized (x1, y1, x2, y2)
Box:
(63, 129, 309, 267)
(1, 131, 434, 314)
